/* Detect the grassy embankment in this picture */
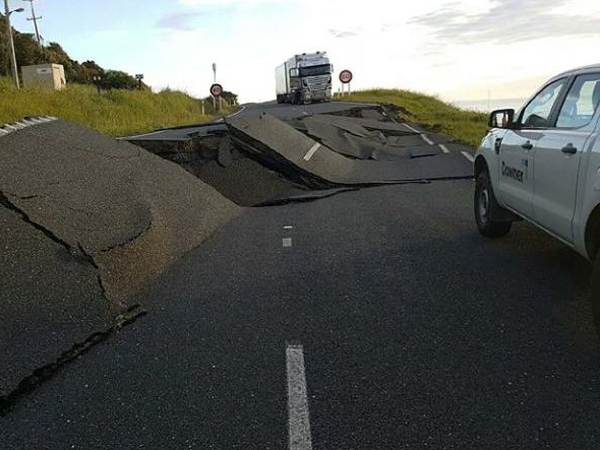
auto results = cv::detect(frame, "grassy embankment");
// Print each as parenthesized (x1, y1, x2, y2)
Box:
(339, 89, 489, 147)
(0, 76, 227, 137)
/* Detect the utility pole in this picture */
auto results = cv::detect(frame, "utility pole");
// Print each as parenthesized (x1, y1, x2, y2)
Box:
(4, 0, 23, 89)
(23, 0, 41, 44)
(212, 62, 217, 109)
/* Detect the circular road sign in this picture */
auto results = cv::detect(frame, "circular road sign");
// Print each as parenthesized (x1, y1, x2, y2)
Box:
(210, 83, 223, 97)
(339, 70, 353, 84)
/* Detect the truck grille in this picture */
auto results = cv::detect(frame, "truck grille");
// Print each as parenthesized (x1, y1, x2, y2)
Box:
(307, 75, 331, 91)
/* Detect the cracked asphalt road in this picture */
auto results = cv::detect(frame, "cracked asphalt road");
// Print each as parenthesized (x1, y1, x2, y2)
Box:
(2, 102, 600, 449)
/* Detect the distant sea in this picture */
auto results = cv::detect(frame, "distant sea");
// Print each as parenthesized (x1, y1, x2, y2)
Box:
(452, 98, 528, 113)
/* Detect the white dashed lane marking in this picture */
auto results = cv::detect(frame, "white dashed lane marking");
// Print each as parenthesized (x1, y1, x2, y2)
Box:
(461, 151, 475, 163)
(420, 134, 435, 146)
(303, 143, 321, 162)
(287, 345, 313, 450)
(439, 144, 450, 154)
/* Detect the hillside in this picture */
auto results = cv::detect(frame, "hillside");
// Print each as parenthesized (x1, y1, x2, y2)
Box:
(0, 77, 226, 136)
(339, 89, 489, 147)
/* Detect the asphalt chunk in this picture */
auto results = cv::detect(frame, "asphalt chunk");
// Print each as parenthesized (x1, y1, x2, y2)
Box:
(0, 119, 240, 396)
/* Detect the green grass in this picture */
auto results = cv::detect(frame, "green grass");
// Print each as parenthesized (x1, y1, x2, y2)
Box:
(338, 89, 489, 147)
(0, 77, 226, 137)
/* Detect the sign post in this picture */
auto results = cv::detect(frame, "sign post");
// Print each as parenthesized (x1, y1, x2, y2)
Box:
(135, 74, 144, 91)
(92, 75, 102, 94)
(339, 70, 353, 96)
(211, 63, 218, 109)
(210, 83, 224, 112)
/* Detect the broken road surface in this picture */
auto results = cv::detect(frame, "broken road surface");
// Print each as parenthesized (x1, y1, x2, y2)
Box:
(1, 102, 599, 450)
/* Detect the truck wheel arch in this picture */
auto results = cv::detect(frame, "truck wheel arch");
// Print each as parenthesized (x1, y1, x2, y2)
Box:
(585, 204, 600, 261)
(474, 155, 488, 180)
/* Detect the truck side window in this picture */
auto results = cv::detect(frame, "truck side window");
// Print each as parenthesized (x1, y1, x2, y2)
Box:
(556, 74, 600, 129)
(520, 79, 566, 129)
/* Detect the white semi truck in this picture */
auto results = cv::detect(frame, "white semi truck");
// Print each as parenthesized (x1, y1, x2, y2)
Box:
(275, 52, 333, 104)
(473, 64, 600, 332)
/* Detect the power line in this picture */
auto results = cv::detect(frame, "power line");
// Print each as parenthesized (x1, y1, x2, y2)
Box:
(22, 0, 41, 44)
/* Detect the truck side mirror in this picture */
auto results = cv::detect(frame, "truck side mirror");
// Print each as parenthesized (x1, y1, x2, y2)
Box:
(489, 109, 515, 129)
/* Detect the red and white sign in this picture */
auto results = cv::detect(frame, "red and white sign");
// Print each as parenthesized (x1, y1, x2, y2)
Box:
(210, 83, 223, 97)
(339, 70, 353, 84)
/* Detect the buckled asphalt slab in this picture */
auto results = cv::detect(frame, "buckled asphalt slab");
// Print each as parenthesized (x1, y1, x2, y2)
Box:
(304, 114, 420, 136)
(227, 113, 473, 185)
(0, 119, 240, 397)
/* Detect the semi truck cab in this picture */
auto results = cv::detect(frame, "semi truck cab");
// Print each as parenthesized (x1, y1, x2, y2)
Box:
(276, 52, 333, 104)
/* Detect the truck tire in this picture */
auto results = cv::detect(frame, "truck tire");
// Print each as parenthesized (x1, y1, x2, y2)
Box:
(474, 169, 512, 238)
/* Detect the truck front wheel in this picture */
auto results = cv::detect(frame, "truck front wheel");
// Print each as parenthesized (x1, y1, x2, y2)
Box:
(475, 170, 512, 238)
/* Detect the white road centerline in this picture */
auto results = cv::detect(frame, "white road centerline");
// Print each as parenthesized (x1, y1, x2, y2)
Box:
(439, 144, 450, 154)
(286, 345, 313, 450)
(461, 151, 475, 163)
(420, 134, 435, 146)
(283, 238, 293, 248)
(284, 226, 294, 230)
(303, 143, 321, 162)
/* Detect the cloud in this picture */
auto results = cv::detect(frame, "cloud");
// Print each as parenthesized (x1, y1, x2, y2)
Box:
(156, 12, 206, 31)
(410, 0, 600, 44)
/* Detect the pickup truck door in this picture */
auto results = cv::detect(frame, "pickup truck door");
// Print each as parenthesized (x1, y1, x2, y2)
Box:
(496, 78, 568, 218)
(496, 130, 536, 217)
(531, 73, 600, 243)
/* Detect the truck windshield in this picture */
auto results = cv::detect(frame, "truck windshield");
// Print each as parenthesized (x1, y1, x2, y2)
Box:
(300, 65, 332, 77)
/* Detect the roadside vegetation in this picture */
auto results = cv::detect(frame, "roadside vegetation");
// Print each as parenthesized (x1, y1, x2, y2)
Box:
(339, 89, 489, 147)
(0, 77, 230, 136)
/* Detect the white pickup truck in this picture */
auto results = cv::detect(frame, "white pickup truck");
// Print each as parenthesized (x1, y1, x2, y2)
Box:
(474, 64, 600, 330)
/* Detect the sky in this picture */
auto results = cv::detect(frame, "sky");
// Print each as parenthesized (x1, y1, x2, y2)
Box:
(7, 0, 600, 103)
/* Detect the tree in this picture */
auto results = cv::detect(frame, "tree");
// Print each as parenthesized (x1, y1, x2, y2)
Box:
(222, 91, 238, 105)
(14, 32, 45, 67)
(99, 70, 138, 90)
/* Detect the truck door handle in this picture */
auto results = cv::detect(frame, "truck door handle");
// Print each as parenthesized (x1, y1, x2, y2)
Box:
(561, 144, 578, 154)
(521, 141, 533, 150)
(494, 138, 503, 154)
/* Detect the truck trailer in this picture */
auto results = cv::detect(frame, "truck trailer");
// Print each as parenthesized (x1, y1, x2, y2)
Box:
(275, 52, 333, 104)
